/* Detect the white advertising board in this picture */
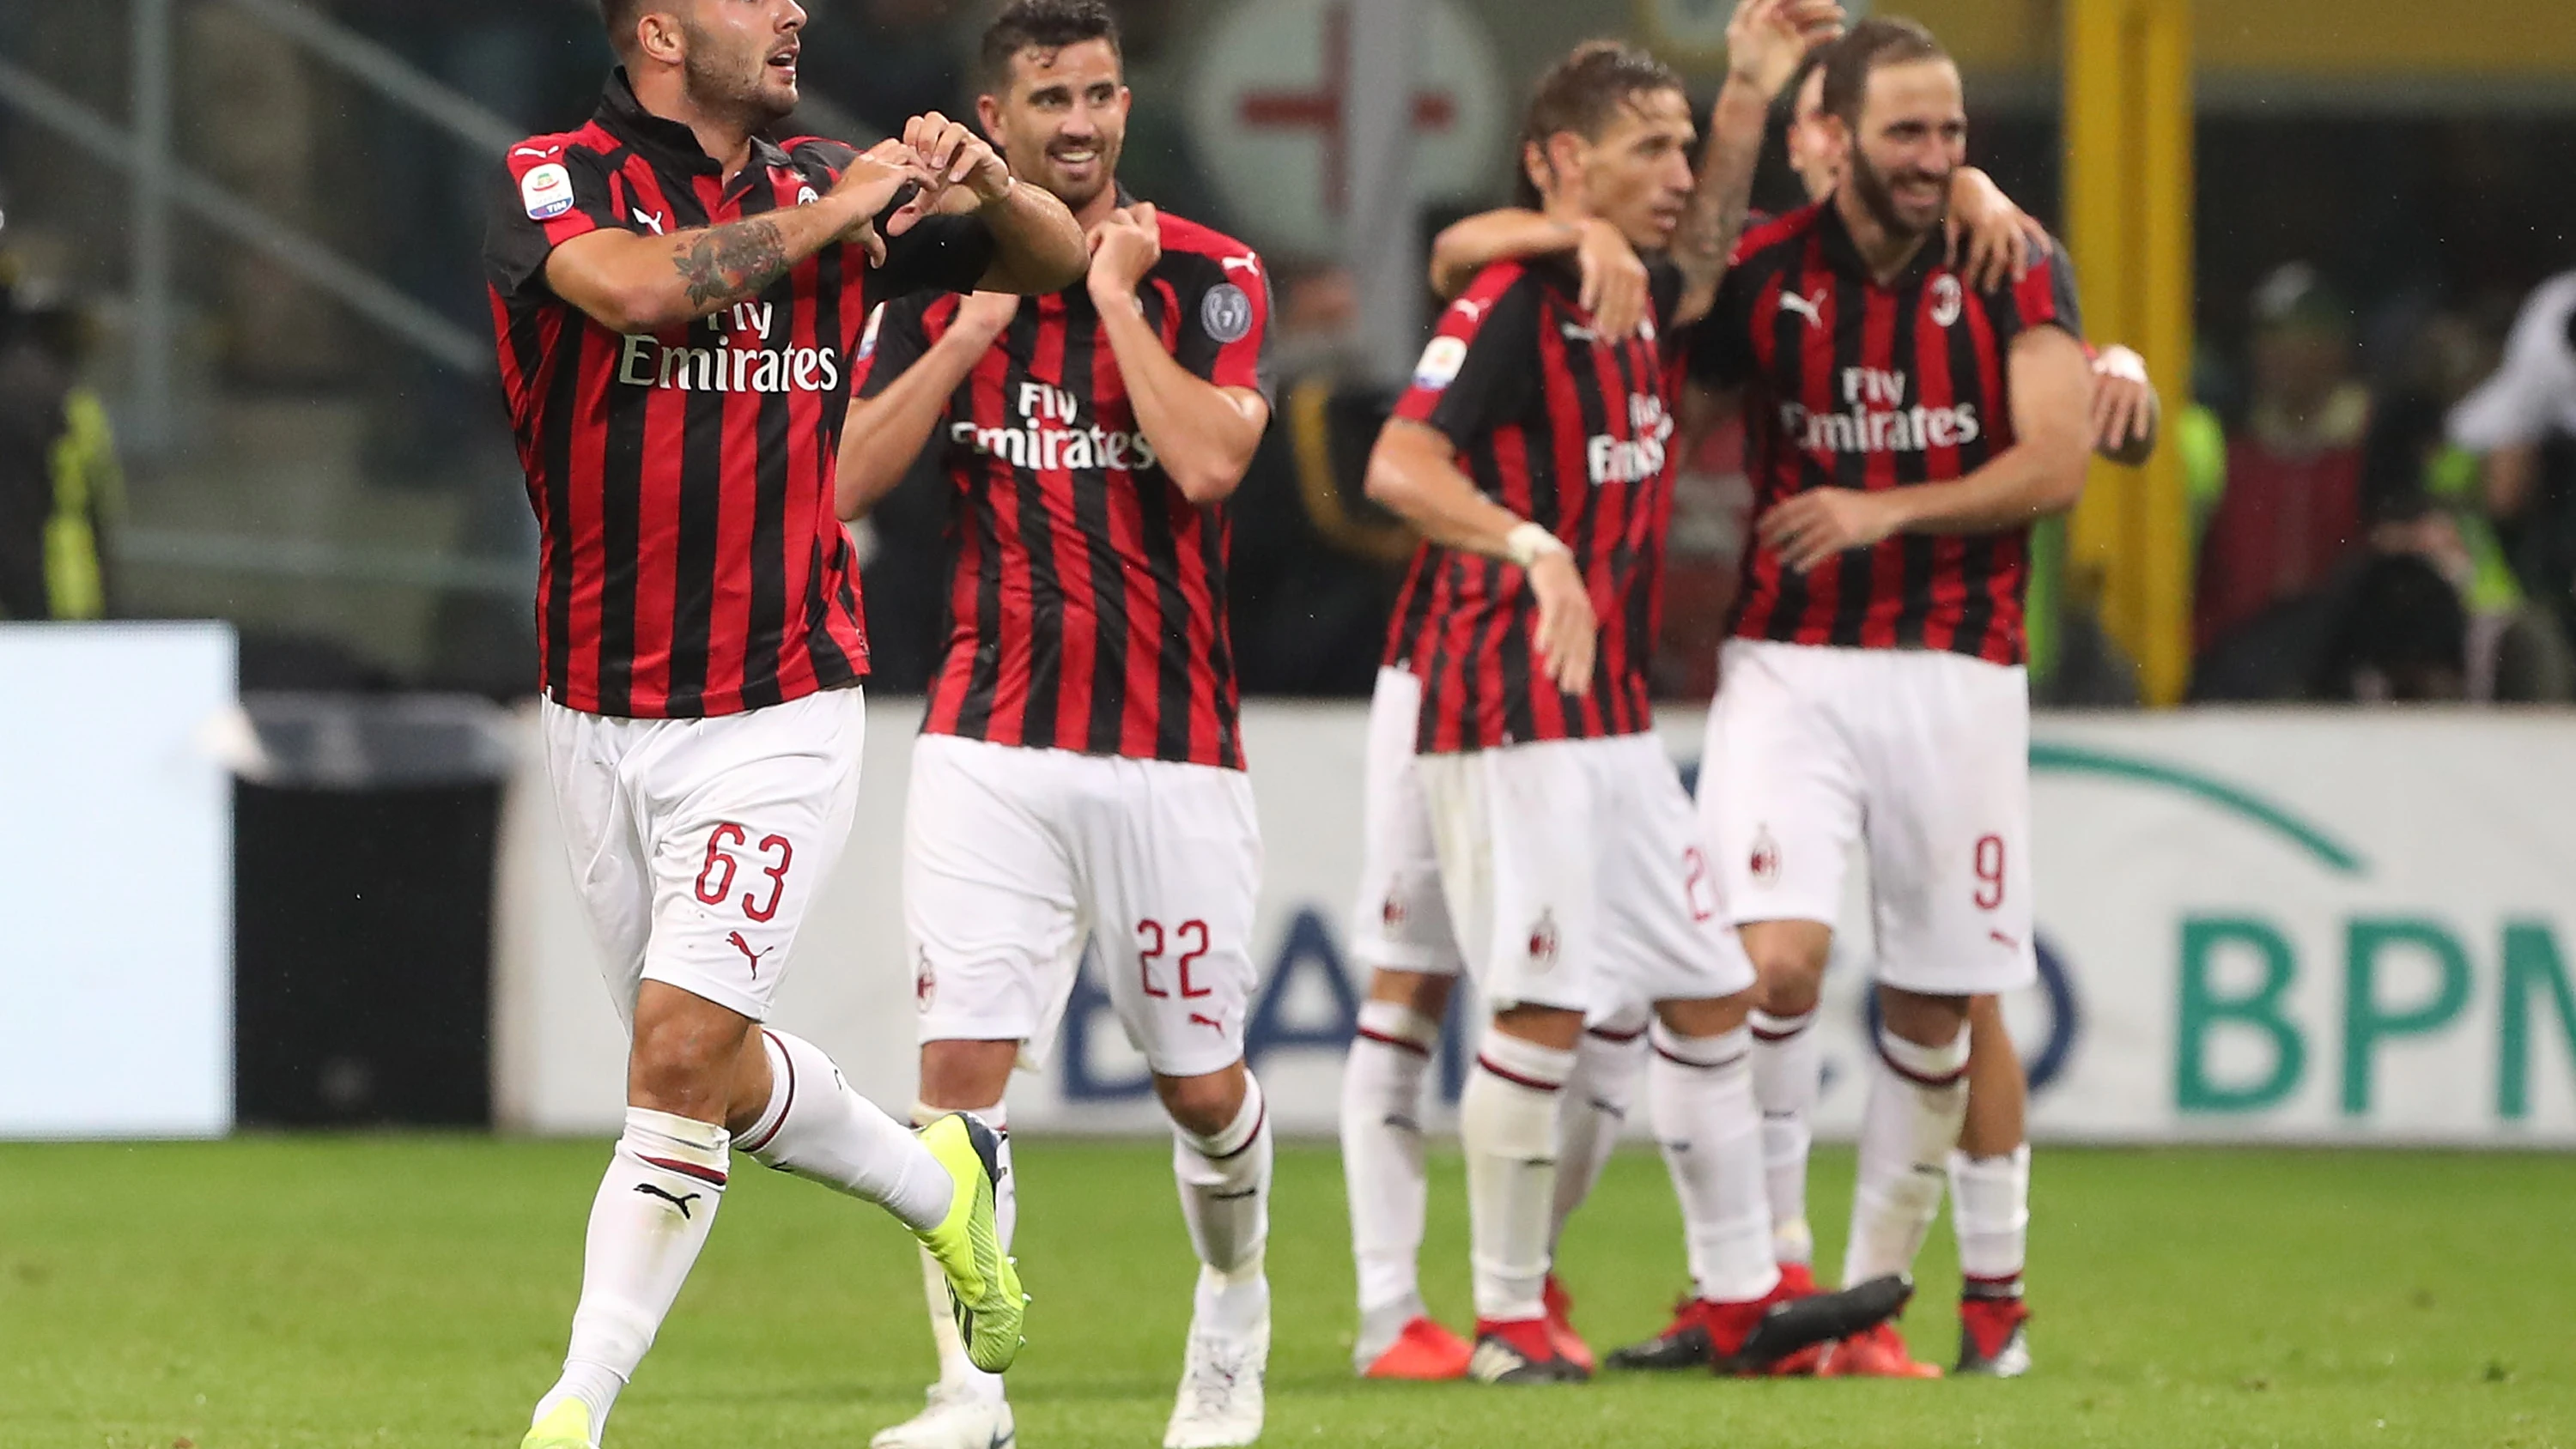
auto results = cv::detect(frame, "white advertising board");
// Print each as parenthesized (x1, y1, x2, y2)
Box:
(0, 623, 235, 1138)
(494, 701, 2576, 1145)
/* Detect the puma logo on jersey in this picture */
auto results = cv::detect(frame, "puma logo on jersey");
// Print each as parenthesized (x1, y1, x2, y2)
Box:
(1560, 322, 1601, 344)
(1779, 290, 1825, 326)
(634, 208, 668, 235)
(1221, 254, 1261, 276)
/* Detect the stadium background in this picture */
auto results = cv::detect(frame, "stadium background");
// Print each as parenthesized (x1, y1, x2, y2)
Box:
(1, 3, 2572, 1446)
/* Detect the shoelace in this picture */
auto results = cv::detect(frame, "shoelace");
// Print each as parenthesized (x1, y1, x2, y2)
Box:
(1179, 1338, 1249, 1418)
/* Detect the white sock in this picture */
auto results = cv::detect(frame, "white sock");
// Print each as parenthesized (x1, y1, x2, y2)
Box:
(1749, 1007, 1820, 1267)
(1460, 1028, 1572, 1323)
(1649, 1024, 1779, 1306)
(534, 1107, 730, 1439)
(1843, 1025, 1971, 1286)
(736, 1029, 951, 1232)
(1175, 1076, 1272, 1279)
(1342, 1000, 1438, 1355)
(911, 1100, 1013, 1404)
(1950, 1143, 2031, 1295)
(1552, 1021, 1647, 1252)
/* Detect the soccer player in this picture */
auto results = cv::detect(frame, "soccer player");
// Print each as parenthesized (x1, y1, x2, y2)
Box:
(1680, 15, 2096, 1380)
(1351, 39, 2091, 1382)
(483, 2, 1086, 1446)
(833, 4, 1276, 1445)
(1714, 39, 2160, 1380)
(1352, 17, 1903, 1386)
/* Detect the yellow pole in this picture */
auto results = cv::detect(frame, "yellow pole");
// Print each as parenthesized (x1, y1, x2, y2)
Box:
(2063, 0, 2194, 705)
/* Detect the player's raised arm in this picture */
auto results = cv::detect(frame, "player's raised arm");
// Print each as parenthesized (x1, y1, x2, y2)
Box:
(1673, 0, 1844, 325)
(836, 292, 1022, 519)
(1760, 322, 2092, 571)
(1087, 205, 1273, 506)
(541, 146, 934, 336)
(898, 111, 1089, 295)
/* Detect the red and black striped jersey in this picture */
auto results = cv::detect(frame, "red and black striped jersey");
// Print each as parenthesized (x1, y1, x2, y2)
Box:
(854, 209, 1274, 770)
(483, 70, 995, 718)
(1382, 258, 1685, 755)
(1689, 202, 2082, 666)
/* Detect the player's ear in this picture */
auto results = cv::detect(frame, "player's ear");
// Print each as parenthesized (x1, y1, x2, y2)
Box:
(1543, 131, 1587, 197)
(975, 91, 1007, 151)
(635, 9, 684, 68)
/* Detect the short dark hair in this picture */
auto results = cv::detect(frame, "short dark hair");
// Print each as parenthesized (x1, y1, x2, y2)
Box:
(980, 0, 1123, 92)
(1819, 16, 1949, 128)
(1514, 39, 1686, 206)
(598, 0, 645, 60)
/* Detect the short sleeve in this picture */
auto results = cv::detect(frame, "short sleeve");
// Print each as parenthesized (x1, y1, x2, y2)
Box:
(852, 297, 938, 400)
(1171, 252, 1277, 406)
(2450, 275, 2576, 452)
(1992, 239, 2085, 345)
(873, 213, 1000, 300)
(1392, 271, 1541, 450)
(484, 143, 619, 301)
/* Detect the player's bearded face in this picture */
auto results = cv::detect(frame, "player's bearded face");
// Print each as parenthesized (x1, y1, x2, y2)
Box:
(1846, 61, 1966, 240)
(1574, 88, 1698, 252)
(986, 39, 1130, 215)
(678, 0, 804, 129)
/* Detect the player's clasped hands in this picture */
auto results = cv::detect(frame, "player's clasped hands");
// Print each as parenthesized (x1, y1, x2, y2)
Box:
(1088, 203, 1164, 300)
(904, 111, 1017, 203)
(1527, 551, 1601, 696)
(833, 139, 945, 264)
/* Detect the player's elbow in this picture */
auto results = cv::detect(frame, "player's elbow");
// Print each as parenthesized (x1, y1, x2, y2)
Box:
(1172, 461, 1248, 508)
(2033, 439, 2091, 517)
(592, 282, 690, 336)
(1364, 445, 1429, 522)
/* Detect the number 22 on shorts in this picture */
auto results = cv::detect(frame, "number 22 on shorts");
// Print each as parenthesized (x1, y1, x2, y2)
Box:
(1137, 918, 1212, 999)
(696, 822, 794, 922)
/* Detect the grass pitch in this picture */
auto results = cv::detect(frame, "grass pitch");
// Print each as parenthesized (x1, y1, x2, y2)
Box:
(4, 1137, 2568, 1449)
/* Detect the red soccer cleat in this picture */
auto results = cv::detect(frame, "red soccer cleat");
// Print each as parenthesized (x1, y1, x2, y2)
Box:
(1955, 1294, 2032, 1378)
(1709, 1271, 1914, 1378)
(1818, 1320, 1944, 1379)
(1361, 1315, 1476, 1381)
(1541, 1275, 1596, 1375)
(1467, 1315, 1589, 1384)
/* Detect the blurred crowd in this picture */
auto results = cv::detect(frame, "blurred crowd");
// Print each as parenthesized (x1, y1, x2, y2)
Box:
(0, 0, 2571, 710)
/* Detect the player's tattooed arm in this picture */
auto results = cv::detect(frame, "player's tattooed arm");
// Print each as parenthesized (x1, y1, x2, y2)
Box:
(674, 221, 791, 311)
(1675, 0, 1845, 325)
(543, 146, 934, 334)
(1428, 212, 1651, 340)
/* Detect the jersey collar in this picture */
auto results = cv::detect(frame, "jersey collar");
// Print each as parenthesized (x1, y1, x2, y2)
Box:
(596, 69, 791, 183)
(1816, 195, 1944, 291)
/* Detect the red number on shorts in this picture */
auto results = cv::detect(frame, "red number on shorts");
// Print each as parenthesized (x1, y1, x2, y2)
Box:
(1138, 919, 1213, 999)
(742, 834, 793, 923)
(1973, 834, 2007, 911)
(696, 823, 747, 906)
(1682, 847, 1718, 924)
(1176, 920, 1212, 999)
(1138, 919, 1170, 998)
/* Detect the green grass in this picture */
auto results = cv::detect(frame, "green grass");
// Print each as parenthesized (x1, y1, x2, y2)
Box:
(3, 1137, 2570, 1448)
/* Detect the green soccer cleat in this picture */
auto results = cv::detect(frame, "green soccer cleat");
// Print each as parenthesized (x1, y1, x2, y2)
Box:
(914, 1112, 1025, 1374)
(519, 1399, 596, 1449)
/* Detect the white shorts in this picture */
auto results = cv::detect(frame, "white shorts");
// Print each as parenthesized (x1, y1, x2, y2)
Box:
(1348, 668, 1465, 978)
(544, 686, 865, 1027)
(1699, 640, 2035, 997)
(905, 734, 1262, 1081)
(1415, 733, 1751, 1016)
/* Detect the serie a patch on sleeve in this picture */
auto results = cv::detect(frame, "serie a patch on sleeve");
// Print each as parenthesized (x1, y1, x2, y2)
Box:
(521, 163, 576, 221)
(1413, 336, 1467, 392)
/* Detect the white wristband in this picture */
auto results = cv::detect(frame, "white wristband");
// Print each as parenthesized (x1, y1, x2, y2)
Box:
(1504, 522, 1571, 569)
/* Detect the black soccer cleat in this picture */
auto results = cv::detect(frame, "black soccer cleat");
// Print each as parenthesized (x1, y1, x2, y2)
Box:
(1467, 1325, 1591, 1385)
(1716, 1272, 1914, 1375)
(1602, 1299, 1714, 1372)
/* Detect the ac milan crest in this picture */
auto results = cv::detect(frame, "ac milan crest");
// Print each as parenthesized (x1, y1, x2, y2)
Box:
(1382, 894, 1408, 930)
(1749, 828, 1783, 887)
(914, 950, 938, 1012)
(1527, 909, 1561, 968)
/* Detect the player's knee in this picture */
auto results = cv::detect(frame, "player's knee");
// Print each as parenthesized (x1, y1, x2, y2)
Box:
(628, 1003, 756, 1118)
(1878, 985, 1971, 1048)
(1157, 1064, 1250, 1138)
(918, 1039, 1018, 1112)
(1654, 990, 1753, 1040)
(1367, 968, 1454, 1019)
(1741, 926, 1830, 1013)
